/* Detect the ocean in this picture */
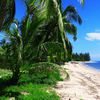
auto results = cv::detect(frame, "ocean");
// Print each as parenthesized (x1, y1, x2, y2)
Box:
(85, 61, 100, 70)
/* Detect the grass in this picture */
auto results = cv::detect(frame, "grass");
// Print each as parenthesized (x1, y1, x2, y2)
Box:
(0, 83, 60, 100)
(0, 63, 61, 100)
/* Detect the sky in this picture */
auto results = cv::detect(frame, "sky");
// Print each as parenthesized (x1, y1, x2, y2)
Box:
(1, 0, 100, 61)
(62, 0, 100, 61)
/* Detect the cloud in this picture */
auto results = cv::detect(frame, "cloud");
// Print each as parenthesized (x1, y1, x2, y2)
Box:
(85, 33, 100, 41)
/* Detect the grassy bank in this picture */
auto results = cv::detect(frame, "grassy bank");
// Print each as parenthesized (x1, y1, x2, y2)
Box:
(0, 83, 59, 100)
(0, 62, 68, 100)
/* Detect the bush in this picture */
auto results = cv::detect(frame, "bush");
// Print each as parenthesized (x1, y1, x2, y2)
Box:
(38, 42, 66, 63)
(29, 62, 63, 85)
(0, 83, 60, 100)
(0, 69, 12, 83)
(19, 62, 63, 85)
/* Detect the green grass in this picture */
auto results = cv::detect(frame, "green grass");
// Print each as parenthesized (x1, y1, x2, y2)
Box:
(0, 83, 60, 100)
(0, 64, 61, 100)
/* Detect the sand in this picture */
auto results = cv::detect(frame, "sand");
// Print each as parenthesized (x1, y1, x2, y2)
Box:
(55, 62, 100, 100)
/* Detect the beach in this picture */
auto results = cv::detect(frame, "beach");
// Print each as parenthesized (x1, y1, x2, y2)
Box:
(55, 62, 100, 100)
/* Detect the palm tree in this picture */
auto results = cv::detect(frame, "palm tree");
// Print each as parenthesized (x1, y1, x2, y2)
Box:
(2, 25, 22, 84)
(0, 0, 85, 84)
(0, 0, 84, 31)
(26, 0, 83, 61)
(20, 0, 83, 62)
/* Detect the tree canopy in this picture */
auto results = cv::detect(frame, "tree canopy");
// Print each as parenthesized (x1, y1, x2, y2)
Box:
(0, 0, 85, 85)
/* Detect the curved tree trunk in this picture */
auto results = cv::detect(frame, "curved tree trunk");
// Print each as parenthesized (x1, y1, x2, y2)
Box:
(10, 29, 23, 84)
(0, 0, 6, 30)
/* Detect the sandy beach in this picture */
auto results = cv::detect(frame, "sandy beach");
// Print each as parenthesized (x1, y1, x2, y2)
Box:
(55, 62, 100, 100)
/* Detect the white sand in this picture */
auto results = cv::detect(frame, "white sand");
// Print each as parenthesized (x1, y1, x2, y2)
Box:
(55, 62, 100, 100)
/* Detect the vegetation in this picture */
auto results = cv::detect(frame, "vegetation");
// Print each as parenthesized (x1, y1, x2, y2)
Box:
(0, 0, 83, 84)
(0, 0, 84, 99)
(19, 62, 65, 85)
(0, 63, 64, 99)
(0, 69, 12, 83)
(72, 53, 90, 61)
(0, 83, 60, 100)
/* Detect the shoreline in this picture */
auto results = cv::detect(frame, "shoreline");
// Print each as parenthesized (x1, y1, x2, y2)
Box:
(55, 62, 100, 100)
(80, 62, 100, 72)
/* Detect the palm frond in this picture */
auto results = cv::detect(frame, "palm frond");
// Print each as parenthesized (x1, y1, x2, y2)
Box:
(79, 0, 85, 5)
(63, 5, 82, 24)
(65, 23, 77, 40)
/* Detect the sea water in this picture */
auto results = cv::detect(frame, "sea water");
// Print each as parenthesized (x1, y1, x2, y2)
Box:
(85, 61, 100, 70)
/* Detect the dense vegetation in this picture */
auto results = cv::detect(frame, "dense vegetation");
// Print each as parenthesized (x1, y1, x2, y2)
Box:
(72, 53, 90, 61)
(0, 83, 60, 100)
(0, 0, 84, 99)
(0, 0, 83, 84)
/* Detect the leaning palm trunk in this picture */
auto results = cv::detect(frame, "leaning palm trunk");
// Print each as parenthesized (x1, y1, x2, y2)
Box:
(5, 27, 23, 84)
(52, 0, 67, 58)
(0, 0, 15, 30)
(11, 30, 22, 84)
(0, 0, 6, 30)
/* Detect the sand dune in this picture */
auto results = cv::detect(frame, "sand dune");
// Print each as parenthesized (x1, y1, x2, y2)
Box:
(55, 62, 100, 100)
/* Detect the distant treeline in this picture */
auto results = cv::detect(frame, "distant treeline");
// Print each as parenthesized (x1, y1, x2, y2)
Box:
(72, 53, 90, 61)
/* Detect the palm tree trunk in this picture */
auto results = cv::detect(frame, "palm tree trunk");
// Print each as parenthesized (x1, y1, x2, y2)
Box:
(0, 0, 6, 30)
(10, 65, 20, 84)
(10, 32, 23, 84)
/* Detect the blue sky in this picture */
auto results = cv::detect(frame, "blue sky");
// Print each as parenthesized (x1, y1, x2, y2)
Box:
(1, 0, 100, 61)
(62, 0, 100, 61)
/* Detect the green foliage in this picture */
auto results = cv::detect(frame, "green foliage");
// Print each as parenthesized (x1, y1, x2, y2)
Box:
(72, 53, 90, 61)
(0, 1, 84, 99)
(39, 42, 66, 63)
(0, 0, 83, 89)
(0, 47, 5, 55)
(0, 69, 12, 83)
(18, 73, 32, 84)
(0, 47, 7, 69)
(79, 0, 85, 5)
(0, 96, 9, 100)
(29, 62, 63, 85)
(19, 62, 63, 85)
(0, 83, 60, 100)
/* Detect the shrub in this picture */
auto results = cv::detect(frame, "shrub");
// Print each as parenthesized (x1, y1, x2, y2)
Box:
(0, 69, 12, 83)
(28, 62, 63, 85)
(0, 83, 60, 100)
(19, 62, 66, 85)
(38, 42, 66, 63)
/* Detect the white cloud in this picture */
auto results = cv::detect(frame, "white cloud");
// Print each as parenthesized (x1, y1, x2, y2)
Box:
(85, 33, 100, 41)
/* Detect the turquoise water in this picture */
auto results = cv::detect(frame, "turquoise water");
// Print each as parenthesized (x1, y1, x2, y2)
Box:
(85, 61, 100, 70)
